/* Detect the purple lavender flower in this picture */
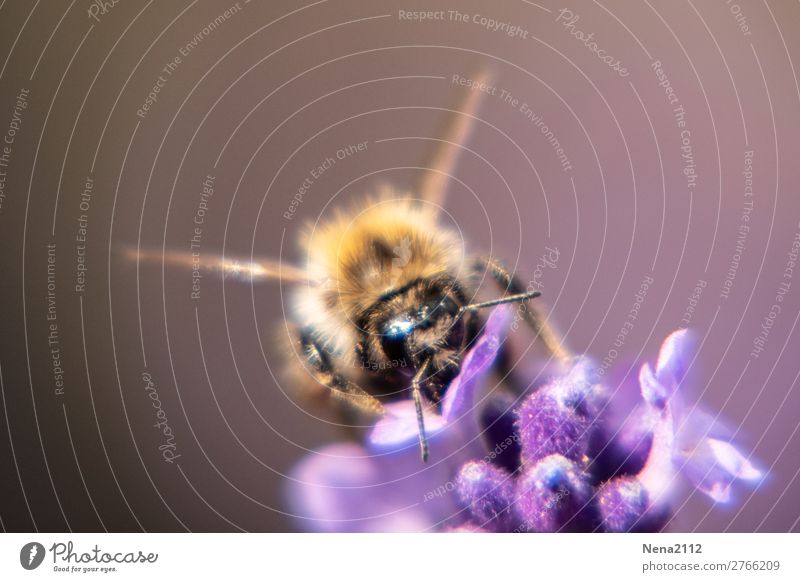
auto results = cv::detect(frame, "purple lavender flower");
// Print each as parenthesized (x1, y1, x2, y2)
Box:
(287, 310, 763, 532)
(455, 461, 515, 531)
(514, 454, 594, 532)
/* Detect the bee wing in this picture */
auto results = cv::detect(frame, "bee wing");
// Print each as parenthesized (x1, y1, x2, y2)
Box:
(418, 67, 493, 210)
(125, 248, 321, 285)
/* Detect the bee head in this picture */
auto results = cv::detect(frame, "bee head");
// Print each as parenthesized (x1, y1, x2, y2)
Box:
(356, 274, 539, 400)
(356, 276, 470, 379)
(379, 293, 467, 366)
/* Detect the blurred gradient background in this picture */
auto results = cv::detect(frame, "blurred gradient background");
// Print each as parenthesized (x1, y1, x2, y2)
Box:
(1, 0, 799, 532)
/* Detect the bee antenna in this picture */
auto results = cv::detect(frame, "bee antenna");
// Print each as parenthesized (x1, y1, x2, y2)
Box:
(411, 358, 432, 463)
(460, 290, 541, 313)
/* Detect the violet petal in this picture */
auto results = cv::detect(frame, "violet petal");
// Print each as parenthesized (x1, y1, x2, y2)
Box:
(679, 437, 763, 503)
(287, 443, 446, 532)
(370, 400, 447, 451)
(441, 305, 512, 422)
(639, 362, 670, 410)
(655, 328, 693, 386)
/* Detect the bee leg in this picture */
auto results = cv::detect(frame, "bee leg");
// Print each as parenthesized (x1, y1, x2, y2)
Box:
(299, 329, 385, 416)
(474, 256, 571, 363)
(411, 359, 432, 463)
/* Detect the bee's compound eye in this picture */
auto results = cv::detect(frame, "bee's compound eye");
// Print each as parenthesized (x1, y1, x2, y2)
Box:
(384, 317, 414, 339)
(381, 317, 413, 361)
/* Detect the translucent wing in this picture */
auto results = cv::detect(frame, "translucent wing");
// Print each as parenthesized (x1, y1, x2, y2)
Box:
(125, 248, 320, 285)
(418, 67, 493, 210)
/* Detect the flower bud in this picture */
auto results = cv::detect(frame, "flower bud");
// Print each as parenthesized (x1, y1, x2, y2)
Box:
(456, 461, 515, 531)
(514, 454, 593, 532)
(517, 390, 592, 466)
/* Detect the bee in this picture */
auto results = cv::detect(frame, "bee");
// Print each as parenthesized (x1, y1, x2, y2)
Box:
(131, 71, 568, 462)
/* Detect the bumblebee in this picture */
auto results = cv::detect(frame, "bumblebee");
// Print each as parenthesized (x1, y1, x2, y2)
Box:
(133, 71, 567, 461)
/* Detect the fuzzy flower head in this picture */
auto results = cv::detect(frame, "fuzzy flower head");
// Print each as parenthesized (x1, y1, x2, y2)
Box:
(287, 308, 763, 532)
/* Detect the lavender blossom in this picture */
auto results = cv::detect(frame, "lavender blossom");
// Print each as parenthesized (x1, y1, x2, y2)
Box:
(287, 309, 763, 532)
(455, 461, 515, 531)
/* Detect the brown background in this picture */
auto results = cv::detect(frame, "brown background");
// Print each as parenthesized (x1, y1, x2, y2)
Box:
(0, 0, 798, 532)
